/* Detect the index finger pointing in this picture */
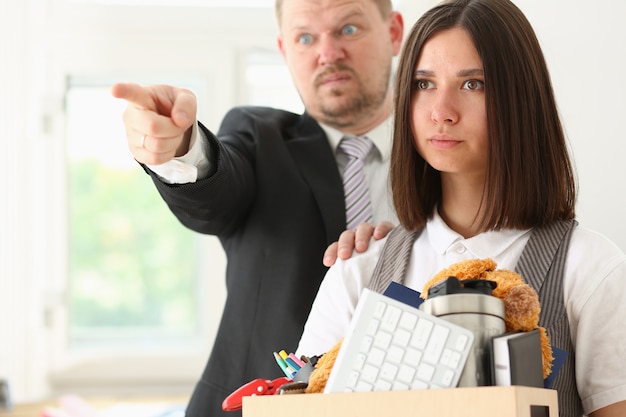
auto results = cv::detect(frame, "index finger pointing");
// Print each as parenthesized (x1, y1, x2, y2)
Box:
(111, 82, 154, 110)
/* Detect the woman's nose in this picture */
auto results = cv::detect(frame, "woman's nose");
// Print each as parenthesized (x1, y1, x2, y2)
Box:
(431, 91, 459, 124)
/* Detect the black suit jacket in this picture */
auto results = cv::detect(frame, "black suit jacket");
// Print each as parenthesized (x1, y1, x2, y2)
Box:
(147, 107, 347, 417)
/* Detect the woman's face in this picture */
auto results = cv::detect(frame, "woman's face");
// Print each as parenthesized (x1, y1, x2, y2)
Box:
(411, 27, 489, 181)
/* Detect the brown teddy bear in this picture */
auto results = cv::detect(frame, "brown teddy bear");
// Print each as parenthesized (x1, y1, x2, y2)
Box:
(305, 258, 553, 394)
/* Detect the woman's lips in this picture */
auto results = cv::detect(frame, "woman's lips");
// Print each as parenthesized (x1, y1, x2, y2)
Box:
(430, 135, 461, 149)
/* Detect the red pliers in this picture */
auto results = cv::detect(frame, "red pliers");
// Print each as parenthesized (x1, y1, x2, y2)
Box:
(222, 377, 292, 411)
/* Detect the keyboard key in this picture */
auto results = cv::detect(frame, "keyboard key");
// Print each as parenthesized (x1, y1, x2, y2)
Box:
(399, 311, 418, 330)
(449, 351, 462, 369)
(373, 301, 386, 319)
(440, 348, 452, 367)
(373, 330, 392, 349)
(392, 328, 412, 347)
(380, 363, 399, 381)
(360, 364, 380, 384)
(386, 345, 404, 364)
(455, 333, 469, 351)
(411, 379, 429, 390)
(367, 347, 386, 367)
(440, 369, 455, 387)
(397, 364, 416, 384)
(392, 381, 410, 391)
(416, 363, 435, 382)
(355, 380, 374, 392)
(410, 318, 434, 350)
(423, 325, 450, 364)
(381, 304, 402, 331)
(366, 318, 380, 336)
(374, 379, 392, 391)
(403, 347, 422, 366)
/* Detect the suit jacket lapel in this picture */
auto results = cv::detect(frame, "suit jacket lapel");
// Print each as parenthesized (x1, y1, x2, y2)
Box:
(287, 114, 346, 243)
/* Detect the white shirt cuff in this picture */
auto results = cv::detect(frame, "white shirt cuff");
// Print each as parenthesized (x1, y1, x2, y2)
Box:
(147, 122, 211, 184)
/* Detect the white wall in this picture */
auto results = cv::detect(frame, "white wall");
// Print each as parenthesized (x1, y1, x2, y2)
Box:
(1, 0, 625, 404)
(519, 1, 626, 253)
(1, 0, 56, 404)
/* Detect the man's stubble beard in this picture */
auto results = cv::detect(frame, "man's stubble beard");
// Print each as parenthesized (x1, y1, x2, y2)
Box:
(314, 65, 392, 131)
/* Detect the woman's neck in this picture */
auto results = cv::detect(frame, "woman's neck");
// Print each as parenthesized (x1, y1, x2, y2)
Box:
(439, 173, 487, 239)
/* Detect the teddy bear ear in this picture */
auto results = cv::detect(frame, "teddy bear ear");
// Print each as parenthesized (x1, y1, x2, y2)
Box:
(503, 286, 540, 332)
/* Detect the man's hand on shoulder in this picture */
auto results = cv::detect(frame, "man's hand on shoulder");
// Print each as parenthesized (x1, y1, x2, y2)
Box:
(323, 221, 395, 267)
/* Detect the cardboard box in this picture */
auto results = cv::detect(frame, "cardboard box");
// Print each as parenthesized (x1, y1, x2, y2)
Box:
(243, 386, 558, 417)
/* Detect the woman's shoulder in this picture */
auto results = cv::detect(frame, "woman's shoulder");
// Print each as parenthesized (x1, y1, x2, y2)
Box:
(336, 235, 390, 268)
(570, 225, 625, 256)
(567, 224, 626, 275)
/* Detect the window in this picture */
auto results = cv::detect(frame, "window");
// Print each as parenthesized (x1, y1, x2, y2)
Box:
(244, 48, 303, 114)
(48, 76, 224, 393)
(65, 77, 212, 350)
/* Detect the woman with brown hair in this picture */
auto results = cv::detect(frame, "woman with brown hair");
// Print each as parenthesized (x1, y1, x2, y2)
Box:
(296, 1, 626, 416)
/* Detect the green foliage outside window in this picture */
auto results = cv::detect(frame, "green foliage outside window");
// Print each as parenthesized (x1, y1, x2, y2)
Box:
(69, 159, 198, 340)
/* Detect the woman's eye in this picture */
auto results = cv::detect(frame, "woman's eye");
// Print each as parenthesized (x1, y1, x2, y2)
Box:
(298, 34, 313, 45)
(342, 24, 358, 36)
(464, 79, 485, 90)
(415, 79, 434, 90)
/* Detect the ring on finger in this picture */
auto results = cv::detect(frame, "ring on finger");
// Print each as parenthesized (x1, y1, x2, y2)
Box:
(139, 134, 146, 149)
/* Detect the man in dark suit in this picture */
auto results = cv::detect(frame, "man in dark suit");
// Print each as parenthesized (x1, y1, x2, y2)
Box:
(111, 0, 403, 416)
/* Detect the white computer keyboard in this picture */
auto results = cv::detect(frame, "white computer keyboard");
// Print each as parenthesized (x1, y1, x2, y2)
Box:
(324, 288, 475, 393)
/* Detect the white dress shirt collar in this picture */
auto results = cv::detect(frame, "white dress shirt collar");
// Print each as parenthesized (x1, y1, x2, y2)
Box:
(426, 210, 532, 259)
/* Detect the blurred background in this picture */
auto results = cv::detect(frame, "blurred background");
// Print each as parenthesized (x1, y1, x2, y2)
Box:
(1, 0, 625, 407)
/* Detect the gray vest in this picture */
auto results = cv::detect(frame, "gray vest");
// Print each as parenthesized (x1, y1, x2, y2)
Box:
(367, 220, 582, 417)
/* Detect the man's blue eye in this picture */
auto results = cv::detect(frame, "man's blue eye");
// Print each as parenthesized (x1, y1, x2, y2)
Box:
(299, 34, 313, 45)
(342, 25, 358, 36)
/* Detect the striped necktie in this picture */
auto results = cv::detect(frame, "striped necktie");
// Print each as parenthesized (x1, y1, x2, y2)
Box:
(339, 135, 374, 230)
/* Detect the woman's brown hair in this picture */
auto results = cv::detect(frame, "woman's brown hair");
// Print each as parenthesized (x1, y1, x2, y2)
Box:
(391, 0, 577, 231)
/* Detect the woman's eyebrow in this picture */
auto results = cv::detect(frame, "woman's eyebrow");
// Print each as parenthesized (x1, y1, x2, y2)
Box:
(413, 68, 484, 77)
(413, 69, 434, 77)
(457, 68, 484, 77)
